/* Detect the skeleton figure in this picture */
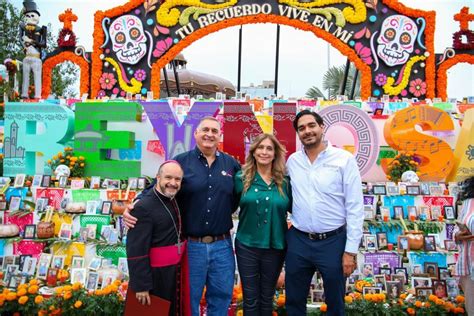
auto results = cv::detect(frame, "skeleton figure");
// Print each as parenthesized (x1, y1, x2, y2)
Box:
(377, 15, 418, 67)
(109, 15, 147, 65)
(19, 0, 47, 99)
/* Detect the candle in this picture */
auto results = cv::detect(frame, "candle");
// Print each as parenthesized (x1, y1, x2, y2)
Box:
(438, 215, 444, 222)
(387, 243, 393, 251)
(383, 215, 389, 222)
(409, 215, 416, 221)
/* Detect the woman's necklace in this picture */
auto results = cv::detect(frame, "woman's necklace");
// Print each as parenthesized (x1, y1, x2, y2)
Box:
(152, 187, 183, 254)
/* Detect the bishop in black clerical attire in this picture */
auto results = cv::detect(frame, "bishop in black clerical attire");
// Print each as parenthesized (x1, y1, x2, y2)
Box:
(126, 161, 190, 315)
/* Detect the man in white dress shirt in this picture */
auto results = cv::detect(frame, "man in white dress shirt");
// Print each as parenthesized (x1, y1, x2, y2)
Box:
(285, 110, 364, 315)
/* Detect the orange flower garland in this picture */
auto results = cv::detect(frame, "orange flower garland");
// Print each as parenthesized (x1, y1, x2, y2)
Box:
(437, 54, 474, 100)
(42, 51, 90, 99)
(93, 0, 436, 100)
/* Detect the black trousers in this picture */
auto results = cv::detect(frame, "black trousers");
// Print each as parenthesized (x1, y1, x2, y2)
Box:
(235, 239, 286, 316)
(285, 226, 347, 316)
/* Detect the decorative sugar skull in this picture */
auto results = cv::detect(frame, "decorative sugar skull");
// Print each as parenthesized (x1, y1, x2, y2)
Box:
(54, 164, 71, 178)
(110, 15, 147, 65)
(377, 15, 418, 67)
(24, 11, 40, 25)
(401, 170, 419, 183)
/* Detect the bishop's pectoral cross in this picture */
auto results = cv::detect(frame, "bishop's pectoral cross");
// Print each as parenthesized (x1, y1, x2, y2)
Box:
(176, 240, 182, 255)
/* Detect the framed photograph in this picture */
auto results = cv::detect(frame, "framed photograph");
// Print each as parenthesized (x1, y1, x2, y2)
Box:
(107, 179, 121, 189)
(58, 176, 68, 188)
(446, 278, 459, 298)
(373, 274, 387, 290)
(86, 200, 98, 215)
(41, 175, 51, 188)
(373, 185, 386, 195)
(430, 206, 441, 220)
(424, 236, 437, 252)
(419, 182, 431, 195)
(137, 177, 147, 190)
(100, 225, 113, 242)
(419, 206, 431, 221)
(362, 287, 382, 295)
(3, 255, 15, 269)
(0, 198, 6, 211)
(90, 176, 101, 189)
(100, 201, 112, 215)
(424, 262, 439, 278)
(117, 257, 129, 276)
(70, 179, 85, 190)
(88, 257, 102, 271)
(386, 281, 402, 299)
(59, 223, 72, 240)
(429, 185, 443, 196)
(406, 185, 420, 196)
(71, 268, 87, 285)
(36, 253, 52, 280)
(78, 227, 89, 242)
(416, 287, 434, 300)
(35, 197, 49, 212)
(311, 290, 325, 304)
(391, 275, 406, 288)
(438, 267, 450, 280)
(101, 258, 113, 268)
(23, 224, 36, 239)
(51, 255, 66, 269)
(381, 206, 390, 219)
(86, 272, 99, 290)
(108, 229, 119, 245)
(398, 236, 409, 252)
(412, 277, 432, 288)
(22, 257, 37, 275)
(407, 206, 417, 219)
(379, 267, 392, 278)
(128, 177, 138, 190)
(444, 240, 457, 251)
(362, 263, 374, 278)
(9, 196, 21, 211)
(387, 185, 400, 196)
(86, 224, 97, 239)
(364, 205, 374, 220)
(71, 256, 84, 269)
(14, 174, 26, 187)
(19, 254, 31, 271)
(364, 235, 377, 251)
(32, 175, 43, 187)
(376, 232, 388, 250)
(394, 267, 408, 284)
(393, 206, 404, 219)
(101, 272, 116, 289)
(444, 205, 455, 220)
(412, 264, 423, 275)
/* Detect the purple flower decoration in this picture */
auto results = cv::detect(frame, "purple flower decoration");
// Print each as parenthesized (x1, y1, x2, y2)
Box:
(375, 73, 387, 86)
(97, 90, 106, 98)
(134, 69, 147, 82)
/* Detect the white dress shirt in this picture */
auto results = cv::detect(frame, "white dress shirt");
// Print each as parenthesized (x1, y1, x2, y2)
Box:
(287, 141, 364, 253)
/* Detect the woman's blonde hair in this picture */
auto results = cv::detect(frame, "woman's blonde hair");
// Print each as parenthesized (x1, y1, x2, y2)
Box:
(242, 133, 287, 196)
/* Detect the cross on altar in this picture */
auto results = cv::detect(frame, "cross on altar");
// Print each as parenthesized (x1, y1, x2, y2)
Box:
(59, 9, 78, 31)
(454, 7, 474, 31)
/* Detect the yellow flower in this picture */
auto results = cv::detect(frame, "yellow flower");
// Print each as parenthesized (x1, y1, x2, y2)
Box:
(58, 152, 63, 158)
(18, 295, 28, 305)
(79, 156, 85, 161)
(6, 292, 17, 301)
(47, 159, 52, 164)
(64, 291, 72, 300)
(35, 295, 44, 304)
(72, 282, 82, 291)
(53, 155, 58, 160)
(345, 295, 353, 303)
(60, 159, 65, 163)
(74, 300, 83, 308)
(80, 163, 84, 167)
(28, 285, 38, 294)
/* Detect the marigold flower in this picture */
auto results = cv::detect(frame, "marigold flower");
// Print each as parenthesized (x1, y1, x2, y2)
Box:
(64, 291, 72, 300)
(28, 285, 38, 294)
(320, 303, 327, 312)
(436, 298, 445, 305)
(0, 299, 4, 306)
(455, 307, 465, 314)
(345, 295, 353, 303)
(415, 300, 422, 308)
(72, 282, 82, 291)
(400, 293, 407, 299)
(80, 163, 85, 167)
(407, 307, 415, 315)
(74, 300, 83, 308)
(425, 302, 431, 308)
(18, 296, 28, 304)
(429, 294, 438, 302)
(35, 295, 44, 304)
(455, 295, 465, 303)
(6, 292, 17, 301)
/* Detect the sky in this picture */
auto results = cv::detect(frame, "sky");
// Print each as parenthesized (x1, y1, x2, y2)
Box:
(10, 0, 474, 99)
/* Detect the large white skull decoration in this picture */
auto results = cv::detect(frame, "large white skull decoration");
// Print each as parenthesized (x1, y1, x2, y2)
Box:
(377, 15, 418, 67)
(110, 15, 147, 65)
(24, 11, 40, 26)
(401, 170, 419, 183)
(54, 164, 71, 178)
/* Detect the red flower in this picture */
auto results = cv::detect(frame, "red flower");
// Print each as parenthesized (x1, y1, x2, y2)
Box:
(99, 73, 117, 90)
(409, 78, 427, 97)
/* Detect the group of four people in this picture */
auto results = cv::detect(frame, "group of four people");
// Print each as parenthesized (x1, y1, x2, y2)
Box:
(125, 110, 365, 315)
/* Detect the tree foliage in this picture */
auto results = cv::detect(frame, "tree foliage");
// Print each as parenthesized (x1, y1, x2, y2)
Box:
(306, 64, 361, 100)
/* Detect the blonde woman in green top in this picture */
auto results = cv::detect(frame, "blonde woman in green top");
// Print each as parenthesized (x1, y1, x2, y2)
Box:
(234, 133, 292, 316)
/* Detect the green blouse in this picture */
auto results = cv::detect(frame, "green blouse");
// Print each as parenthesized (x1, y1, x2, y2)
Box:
(234, 170, 292, 250)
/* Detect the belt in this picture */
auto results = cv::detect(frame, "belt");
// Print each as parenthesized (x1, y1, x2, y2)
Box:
(188, 232, 231, 243)
(296, 225, 346, 240)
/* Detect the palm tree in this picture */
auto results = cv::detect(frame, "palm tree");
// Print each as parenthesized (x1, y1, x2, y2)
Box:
(306, 64, 361, 100)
